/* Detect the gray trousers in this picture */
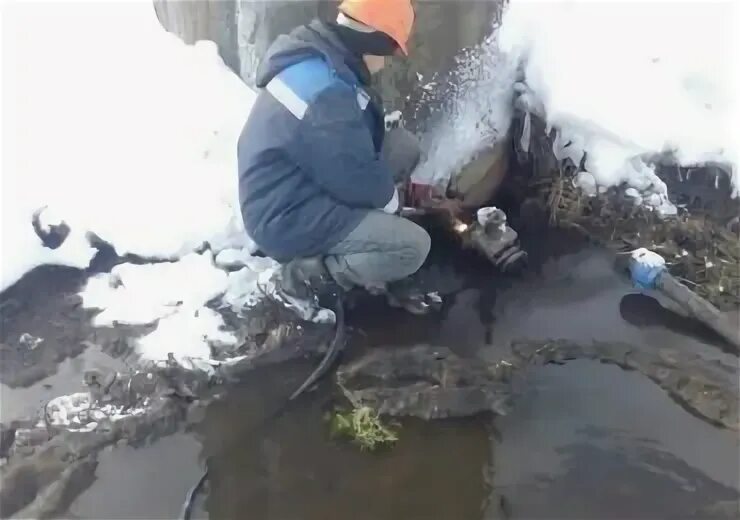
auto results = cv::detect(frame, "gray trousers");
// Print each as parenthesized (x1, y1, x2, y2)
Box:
(324, 128, 431, 290)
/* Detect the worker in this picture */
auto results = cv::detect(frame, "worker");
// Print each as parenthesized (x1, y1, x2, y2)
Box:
(237, 0, 435, 314)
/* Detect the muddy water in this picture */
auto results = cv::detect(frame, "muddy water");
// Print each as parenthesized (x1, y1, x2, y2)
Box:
(67, 434, 203, 519)
(0, 345, 125, 422)
(491, 361, 739, 519)
(196, 229, 738, 519)
(3, 229, 737, 518)
(199, 364, 490, 520)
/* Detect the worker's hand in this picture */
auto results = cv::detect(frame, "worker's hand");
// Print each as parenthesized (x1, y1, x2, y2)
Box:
(422, 196, 464, 220)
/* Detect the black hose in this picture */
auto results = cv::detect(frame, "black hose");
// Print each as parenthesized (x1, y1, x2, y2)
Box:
(289, 295, 346, 400)
(180, 292, 345, 520)
(179, 470, 209, 520)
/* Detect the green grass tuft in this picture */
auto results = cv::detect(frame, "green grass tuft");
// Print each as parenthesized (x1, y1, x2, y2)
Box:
(328, 406, 399, 451)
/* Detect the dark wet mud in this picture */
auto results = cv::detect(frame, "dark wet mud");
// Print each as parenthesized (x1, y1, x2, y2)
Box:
(1, 228, 737, 519)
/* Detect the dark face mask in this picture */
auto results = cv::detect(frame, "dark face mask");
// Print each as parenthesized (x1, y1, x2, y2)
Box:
(328, 22, 399, 57)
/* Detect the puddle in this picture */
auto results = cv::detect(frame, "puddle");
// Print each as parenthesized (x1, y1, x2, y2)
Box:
(2, 229, 737, 518)
(195, 230, 738, 519)
(0, 345, 125, 423)
(67, 433, 203, 519)
(199, 363, 490, 520)
(490, 360, 740, 519)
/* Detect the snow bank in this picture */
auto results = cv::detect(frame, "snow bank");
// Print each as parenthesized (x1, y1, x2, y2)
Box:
(2, 2, 289, 363)
(2, 2, 256, 291)
(502, 0, 738, 198)
(415, 0, 738, 205)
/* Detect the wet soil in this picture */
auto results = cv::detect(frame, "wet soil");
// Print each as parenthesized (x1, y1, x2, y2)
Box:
(0, 265, 91, 388)
(1, 228, 737, 519)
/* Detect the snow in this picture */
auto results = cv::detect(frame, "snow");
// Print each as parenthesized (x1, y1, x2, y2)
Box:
(81, 252, 229, 327)
(2, 2, 256, 292)
(44, 392, 147, 432)
(414, 0, 737, 206)
(137, 306, 237, 362)
(2, 2, 286, 364)
(221, 261, 280, 310)
(498, 0, 738, 197)
(574, 171, 597, 197)
(80, 250, 280, 362)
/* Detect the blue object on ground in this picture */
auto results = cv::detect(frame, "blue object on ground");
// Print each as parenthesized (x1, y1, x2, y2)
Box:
(629, 257, 667, 289)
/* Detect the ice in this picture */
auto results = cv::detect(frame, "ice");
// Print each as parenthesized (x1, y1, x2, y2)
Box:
(2, 2, 256, 292)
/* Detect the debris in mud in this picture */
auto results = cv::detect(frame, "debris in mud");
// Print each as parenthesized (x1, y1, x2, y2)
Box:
(510, 339, 740, 430)
(337, 340, 738, 430)
(511, 108, 740, 311)
(214, 297, 336, 381)
(0, 282, 342, 518)
(18, 333, 44, 350)
(328, 406, 399, 451)
(0, 396, 186, 518)
(337, 345, 512, 419)
(0, 266, 95, 387)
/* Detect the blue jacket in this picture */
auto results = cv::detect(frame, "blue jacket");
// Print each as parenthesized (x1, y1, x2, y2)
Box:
(237, 21, 394, 262)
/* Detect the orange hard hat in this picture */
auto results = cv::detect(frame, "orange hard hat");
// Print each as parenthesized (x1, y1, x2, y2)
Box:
(338, 0, 415, 55)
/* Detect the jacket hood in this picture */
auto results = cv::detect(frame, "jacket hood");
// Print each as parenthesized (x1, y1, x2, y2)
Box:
(255, 20, 370, 88)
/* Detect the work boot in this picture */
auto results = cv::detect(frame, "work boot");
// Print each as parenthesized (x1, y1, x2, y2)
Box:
(274, 257, 341, 321)
(385, 279, 443, 316)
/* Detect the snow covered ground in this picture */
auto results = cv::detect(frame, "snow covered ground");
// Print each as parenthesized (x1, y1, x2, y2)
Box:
(2, 2, 284, 364)
(2, 2, 257, 291)
(415, 0, 739, 210)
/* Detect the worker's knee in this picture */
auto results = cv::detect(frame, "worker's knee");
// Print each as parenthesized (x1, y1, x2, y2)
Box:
(398, 221, 430, 276)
